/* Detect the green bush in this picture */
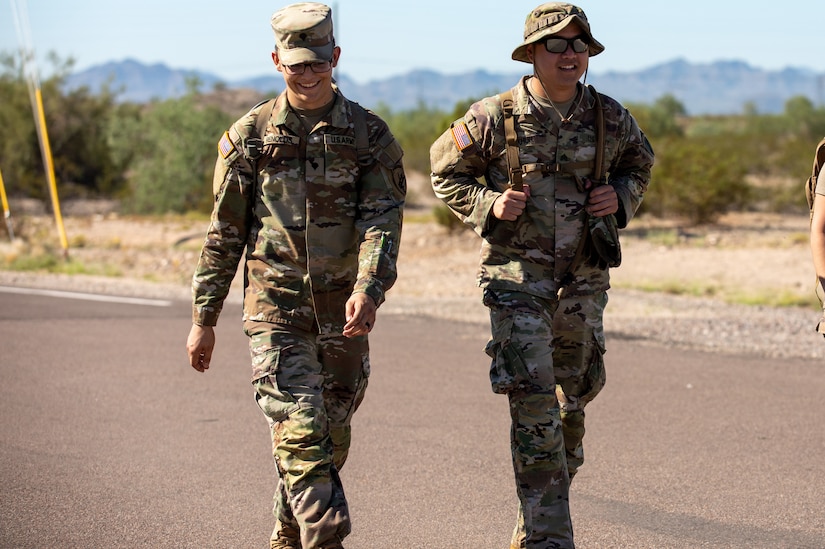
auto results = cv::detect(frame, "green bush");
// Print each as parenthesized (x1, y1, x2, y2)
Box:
(112, 94, 233, 214)
(3, 47, 824, 226)
(433, 203, 466, 233)
(642, 135, 751, 225)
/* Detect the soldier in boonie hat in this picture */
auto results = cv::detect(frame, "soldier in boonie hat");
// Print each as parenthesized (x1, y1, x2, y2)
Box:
(271, 2, 335, 65)
(430, 2, 654, 548)
(511, 2, 605, 62)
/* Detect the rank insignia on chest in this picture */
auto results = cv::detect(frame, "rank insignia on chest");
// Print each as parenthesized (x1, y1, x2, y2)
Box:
(218, 131, 236, 159)
(450, 122, 474, 152)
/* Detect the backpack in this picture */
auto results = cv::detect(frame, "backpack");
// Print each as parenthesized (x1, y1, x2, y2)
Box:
(807, 137, 825, 336)
(242, 97, 373, 229)
(500, 84, 620, 297)
(805, 137, 825, 219)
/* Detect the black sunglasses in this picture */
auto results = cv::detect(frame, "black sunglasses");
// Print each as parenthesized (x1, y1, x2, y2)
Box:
(283, 60, 333, 75)
(544, 35, 589, 54)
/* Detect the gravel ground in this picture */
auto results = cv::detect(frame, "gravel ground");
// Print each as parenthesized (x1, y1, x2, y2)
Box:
(2, 205, 823, 361)
(1, 251, 823, 363)
(383, 288, 825, 361)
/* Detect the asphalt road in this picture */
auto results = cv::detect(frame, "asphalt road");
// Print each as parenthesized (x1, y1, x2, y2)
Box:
(1, 287, 824, 549)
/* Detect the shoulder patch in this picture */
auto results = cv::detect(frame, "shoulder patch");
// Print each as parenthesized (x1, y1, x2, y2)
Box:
(218, 131, 237, 159)
(450, 122, 474, 152)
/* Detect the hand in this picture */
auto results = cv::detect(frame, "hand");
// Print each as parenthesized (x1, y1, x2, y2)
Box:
(186, 324, 215, 372)
(492, 185, 530, 221)
(586, 184, 618, 217)
(343, 293, 377, 338)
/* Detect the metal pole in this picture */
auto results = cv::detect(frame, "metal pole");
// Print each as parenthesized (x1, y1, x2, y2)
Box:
(332, 1, 339, 81)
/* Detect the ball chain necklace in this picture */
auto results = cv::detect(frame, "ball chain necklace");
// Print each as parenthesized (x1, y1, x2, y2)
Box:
(531, 63, 589, 124)
(533, 76, 583, 125)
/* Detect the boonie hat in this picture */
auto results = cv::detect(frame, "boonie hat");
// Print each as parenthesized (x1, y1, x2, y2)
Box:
(271, 2, 335, 65)
(511, 2, 605, 63)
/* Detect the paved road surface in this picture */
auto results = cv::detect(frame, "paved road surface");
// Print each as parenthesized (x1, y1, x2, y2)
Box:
(1, 288, 824, 548)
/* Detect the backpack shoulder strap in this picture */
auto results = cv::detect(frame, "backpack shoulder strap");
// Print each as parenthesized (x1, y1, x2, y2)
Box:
(500, 86, 605, 191)
(350, 101, 371, 166)
(236, 98, 276, 163)
(560, 85, 611, 295)
(587, 84, 606, 182)
(500, 90, 523, 191)
(806, 137, 825, 213)
(254, 99, 276, 141)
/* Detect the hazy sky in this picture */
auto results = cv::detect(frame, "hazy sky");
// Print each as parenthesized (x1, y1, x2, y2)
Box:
(1, 0, 822, 84)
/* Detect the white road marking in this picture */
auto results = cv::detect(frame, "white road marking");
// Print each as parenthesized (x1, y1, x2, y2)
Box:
(0, 285, 173, 307)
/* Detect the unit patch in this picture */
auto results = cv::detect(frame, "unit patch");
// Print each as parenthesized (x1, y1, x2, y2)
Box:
(218, 131, 236, 159)
(450, 122, 474, 151)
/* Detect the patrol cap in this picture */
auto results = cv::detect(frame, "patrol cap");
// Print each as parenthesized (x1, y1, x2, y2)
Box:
(271, 2, 335, 65)
(511, 2, 604, 63)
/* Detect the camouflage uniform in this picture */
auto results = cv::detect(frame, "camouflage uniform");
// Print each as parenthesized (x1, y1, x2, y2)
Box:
(431, 72, 653, 547)
(192, 84, 405, 548)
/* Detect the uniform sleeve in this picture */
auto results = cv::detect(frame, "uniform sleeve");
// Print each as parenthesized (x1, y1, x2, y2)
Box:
(430, 100, 506, 236)
(352, 117, 406, 307)
(607, 109, 655, 229)
(191, 125, 256, 326)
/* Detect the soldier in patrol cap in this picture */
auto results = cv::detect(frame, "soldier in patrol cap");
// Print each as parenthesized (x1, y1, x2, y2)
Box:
(186, 3, 406, 548)
(430, 3, 653, 548)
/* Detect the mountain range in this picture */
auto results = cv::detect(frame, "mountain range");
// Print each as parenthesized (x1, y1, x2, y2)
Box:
(65, 58, 825, 116)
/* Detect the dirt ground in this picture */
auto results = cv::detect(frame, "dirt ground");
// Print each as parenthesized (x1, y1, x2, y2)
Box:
(0, 172, 817, 320)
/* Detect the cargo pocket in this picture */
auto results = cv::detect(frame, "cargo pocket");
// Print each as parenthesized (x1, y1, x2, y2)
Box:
(338, 353, 369, 426)
(253, 348, 301, 423)
(577, 334, 606, 406)
(485, 307, 534, 394)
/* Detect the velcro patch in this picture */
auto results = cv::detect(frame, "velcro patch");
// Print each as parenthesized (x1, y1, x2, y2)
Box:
(218, 131, 236, 159)
(264, 134, 300, 146)
(324, 134, 356, 146)
(450, 122, 474, 151)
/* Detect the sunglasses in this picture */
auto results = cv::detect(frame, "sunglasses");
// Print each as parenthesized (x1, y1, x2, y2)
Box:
(283, 60, 333, 75)
(544, 35, 589, 54)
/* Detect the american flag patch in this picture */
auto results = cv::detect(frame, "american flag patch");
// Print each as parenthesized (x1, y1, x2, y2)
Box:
(218, 131, 236, 159)
(451, 122, 473, 151)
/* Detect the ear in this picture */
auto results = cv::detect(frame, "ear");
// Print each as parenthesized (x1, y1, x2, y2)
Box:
(272, 51, 283, 73)
(526, 44, 534, 63)
(331, 46, 341, 67)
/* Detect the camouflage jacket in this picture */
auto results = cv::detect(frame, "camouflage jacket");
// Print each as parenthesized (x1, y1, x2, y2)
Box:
(430, 76, 654, 299)
(192, 87, 406, 334)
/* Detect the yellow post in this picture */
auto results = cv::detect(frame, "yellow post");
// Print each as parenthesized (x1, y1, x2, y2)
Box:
(33, 87, 69, 256)
(12, 0, 68, 256)
(0, 166, 14, 240)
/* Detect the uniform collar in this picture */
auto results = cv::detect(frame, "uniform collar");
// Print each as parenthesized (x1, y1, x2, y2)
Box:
(272, 83, 351, 131)
(512, 75, 596, 124)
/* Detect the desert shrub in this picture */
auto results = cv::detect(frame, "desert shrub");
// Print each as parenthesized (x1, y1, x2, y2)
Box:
(642, 135, 750, 225)
(113, 94, 233, 214)
(0, 53, 127, 201)
(433, 203, 467, 233)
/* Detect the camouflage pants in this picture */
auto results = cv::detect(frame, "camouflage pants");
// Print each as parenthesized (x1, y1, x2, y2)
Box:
(483, 290, 607, 549)
(244, 321, 370, 549)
